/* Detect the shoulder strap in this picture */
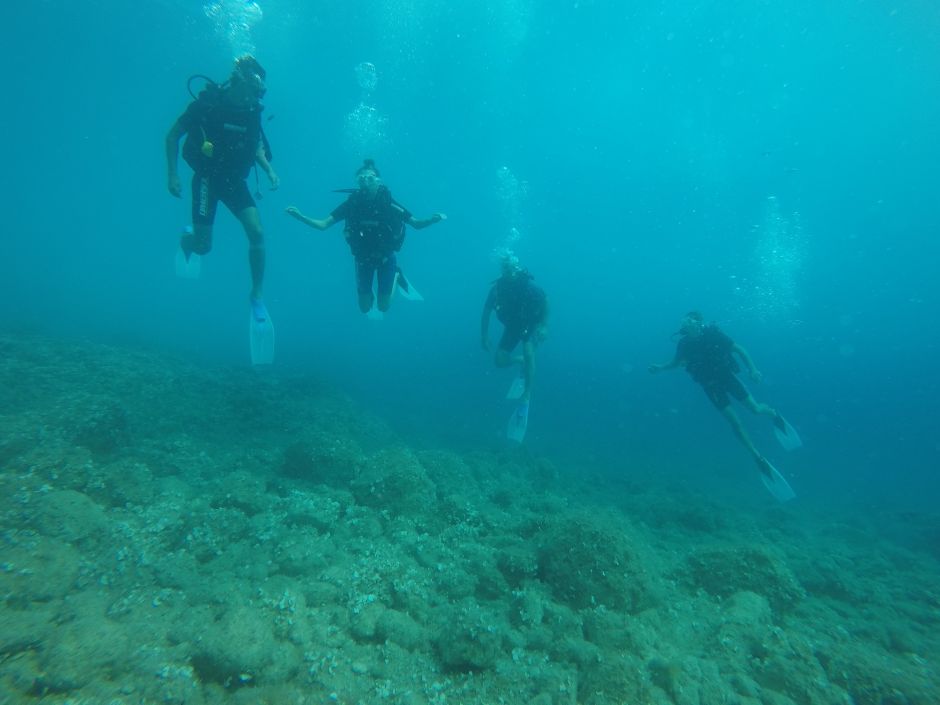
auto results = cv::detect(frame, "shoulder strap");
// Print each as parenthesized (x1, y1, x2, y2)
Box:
(377, 185, 394, 207)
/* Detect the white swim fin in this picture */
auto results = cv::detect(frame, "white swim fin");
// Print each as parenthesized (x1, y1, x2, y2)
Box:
(395, 269, 424, 302)
(773, 415, 803, 451)
(507, 402, 529, 443)
(506, 374, 526, 400)
(758, 457, 796, 502)
(175, 250, 201, 279)
(249, 303, 275, 365)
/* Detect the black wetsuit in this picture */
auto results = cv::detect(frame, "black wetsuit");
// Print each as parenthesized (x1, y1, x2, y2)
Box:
(330, 186, 412, 298)
(179, 87, 264, 229)
(486, 273, 547, 351)
(675, 325, 748, 409)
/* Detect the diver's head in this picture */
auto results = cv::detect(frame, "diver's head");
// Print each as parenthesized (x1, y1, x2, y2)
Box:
(499, 251, 522, 278)
(231, 54, 267, 101)
(678, 310, 704, 337)
(356, 159, 382, 194)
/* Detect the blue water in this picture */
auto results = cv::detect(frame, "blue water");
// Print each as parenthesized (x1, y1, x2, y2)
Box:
(4, 1, 939, 508)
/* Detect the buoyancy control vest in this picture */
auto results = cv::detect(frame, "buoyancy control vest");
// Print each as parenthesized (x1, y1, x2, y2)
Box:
(679, 324, 740, 383)
(342, 185, 408, 258)
(182, 83, 267, 179)
(494, 271, 546, 328)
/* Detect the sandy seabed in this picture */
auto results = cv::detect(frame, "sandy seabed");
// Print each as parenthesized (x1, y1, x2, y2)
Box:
(1, 335, 937, 705)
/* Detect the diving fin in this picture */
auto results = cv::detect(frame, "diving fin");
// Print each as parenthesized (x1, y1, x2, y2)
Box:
(757, 457, 796, 502)
(506, 374, 525, 400)
(366, 304, 384, 321)
(773, 415, 803, 451)
(507, 402, 529, 443)
(175, 249, 201, 279)
(175, 226, 201, 279)
(249, 302, 275, 365)
(395, 269, 424, 302)
(364, 288, 386, 320)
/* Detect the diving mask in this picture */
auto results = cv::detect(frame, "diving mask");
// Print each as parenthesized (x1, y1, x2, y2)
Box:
(357, 170, 380, 188)
(246, 72, 266, 98)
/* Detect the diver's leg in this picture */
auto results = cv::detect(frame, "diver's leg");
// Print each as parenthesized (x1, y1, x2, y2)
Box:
(720, 405, 762, 462)
(227, 178, 265, 301)
(724, 374, 779, 423)
(355, 258, 375, 313)
(521, 339, 536, 401)
(235, 206, 265, 301)
(494, 349, 513, 367)
(376, 255, 396, 312)
(743, 393, 781, 425)
(705, 381, 764, 464)
(495, 327, 522, 367)
(742, 391, 775, 416)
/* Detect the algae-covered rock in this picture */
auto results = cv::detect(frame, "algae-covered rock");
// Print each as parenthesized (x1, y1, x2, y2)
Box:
(32, 489, 110, 545)
(0, 607, 53, 657)
(1, 535, 82, 604)
(151, 548, 201, 590)
(37, 612, 132, 693)
(282, 489, 346, 532)
(510, 581, 548, 628)
(722, 589, 774, 626)
(349, 600, 385, 641)
(536, 511, 653, 613)
(209, 469, 269, 516)
(578, 653, 653, 705)
(416, 449, 477, 489)
(72, 402, 130, 457)
(272, 530, 335, 578)
(582, 605, 644, 651)
(433, 564, 479, 601)
(105, 460, 156, 506)
(713, 591, 777, 663)
(351, 446, 438, 516)
(819, 639, 936, 705)
(432, 599, 509, 672)
(187, 602, 301, 686)
(281, 435, 362, 486)
(459, 542, 511, 600)
(646, 655, 728, 705)
(495, 540, 539, 587)
(376, 607, 429, 651)
(683, 546, 805, 613)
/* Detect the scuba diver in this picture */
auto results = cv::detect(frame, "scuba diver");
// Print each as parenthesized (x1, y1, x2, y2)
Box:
(165, 54, 279, 362)
(285, 159, 446, 316)
(481, 254, 549, 442)
(648, 311, 802, 499)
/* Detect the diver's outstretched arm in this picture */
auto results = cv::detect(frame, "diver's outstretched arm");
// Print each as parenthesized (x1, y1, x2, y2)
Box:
(407, 213, 447, 230)
(285, 208, 335, 231)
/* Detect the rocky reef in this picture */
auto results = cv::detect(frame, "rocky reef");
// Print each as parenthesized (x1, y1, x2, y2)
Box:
(1, 335, 937, 704)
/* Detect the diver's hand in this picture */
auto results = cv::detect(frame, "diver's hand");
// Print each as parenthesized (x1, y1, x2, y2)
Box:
(431, 213, 447, 223)
(749, 369, 763, 384)
(268, 171, 280, 191)
(648, 363, 662, 374)
(168, 174, 181, 198)
(285, 206, 304, 221)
